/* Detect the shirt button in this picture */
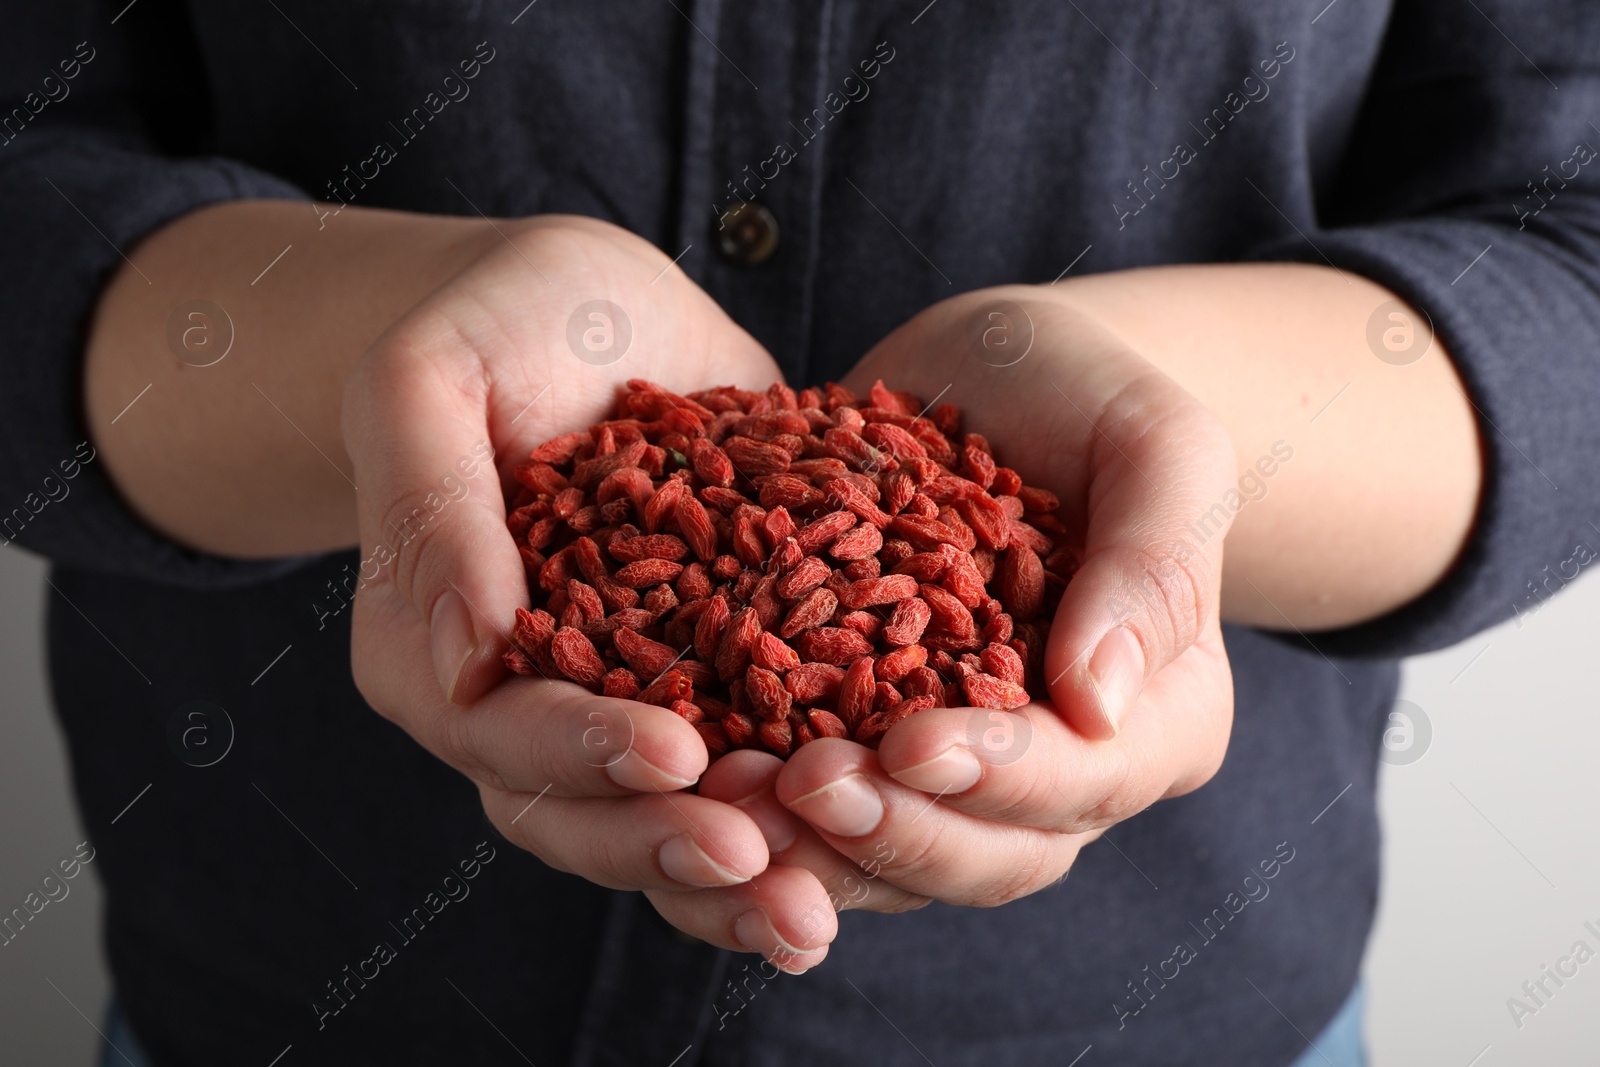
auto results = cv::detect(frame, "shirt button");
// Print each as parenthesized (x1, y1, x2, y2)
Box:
(715, 201, 780, 266)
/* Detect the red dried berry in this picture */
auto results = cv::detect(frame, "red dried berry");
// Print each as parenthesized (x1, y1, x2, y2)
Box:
(998, 545, 1046, 621)
(876, 643, 928, 684)
(841, 574, 919, 611)
(757, 717, 794, 756)
(550, 628, 606, 686)
(687, 437, 735, 488)
(807, 708, 849, 740)
(695, 595, 731, 663)
(882, 597, 932, 646)
(837, 656, 876, 730)
(785, 662, 846, 704)
(724, 435, 792, 476)
(715, 607, 762, 684)
(798, 627, 874, 665)
(752, 631, 802, 673)
(962, 672, 1030, 710)
(607, 533, 689, 563)
(675, 492, 718, 562)
(830, 523, 884, 562)
(613, 558, 685, 589)
(602, 668, 642, 700)
(613, 626, 683, 680)
(745, 665, 793, 722)
(779, 588, 838, 639)
(639, 668, 693, 707)
(980, 643, 1026, 686)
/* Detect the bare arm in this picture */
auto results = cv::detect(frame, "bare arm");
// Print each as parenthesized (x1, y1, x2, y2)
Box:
(1052, 264, 1482, 631)
(82, 201, 497, 557)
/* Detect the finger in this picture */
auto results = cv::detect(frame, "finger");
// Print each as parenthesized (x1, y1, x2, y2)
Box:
(646, 865, 838, 974)
(1037, 340, 1237, 740)
(354, 581, 709, 795)
(481, 785, 767, 892)
(776, 739, 1087, 907)
(700, 751, 931, 915)
(343, 329, 524, 706)
(875, 635, 1231, 833)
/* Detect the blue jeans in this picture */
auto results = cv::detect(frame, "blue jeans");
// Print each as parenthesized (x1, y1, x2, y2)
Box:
(1289, 984, 1367, 1067)
(100, 984, 1366, 1065)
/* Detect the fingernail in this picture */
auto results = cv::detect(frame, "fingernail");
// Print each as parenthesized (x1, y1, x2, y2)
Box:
(786, 774, 884, 838)
(733, 792, 801, 854)
(606, 749, 698, 793)
(659, 833, 749, 887)
(1088, 626, 1145, 733)
(734, 908, 814, 958)
(889, 747, 982, 794)
(429, 591, 477, 704)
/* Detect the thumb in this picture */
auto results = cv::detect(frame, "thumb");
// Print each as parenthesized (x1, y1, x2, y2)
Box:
(344, 341, 525, 706)
(1042, 373, 1236, 740)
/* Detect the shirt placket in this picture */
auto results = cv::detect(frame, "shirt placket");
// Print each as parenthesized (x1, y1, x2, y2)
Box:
(675, 0, 837, 387)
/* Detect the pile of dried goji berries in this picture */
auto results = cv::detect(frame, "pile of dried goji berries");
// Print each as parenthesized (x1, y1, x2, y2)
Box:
(503, 379, 1074, 761)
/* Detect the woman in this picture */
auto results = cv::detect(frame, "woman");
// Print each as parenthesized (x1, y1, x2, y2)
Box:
(3, 1, 1593, 1064)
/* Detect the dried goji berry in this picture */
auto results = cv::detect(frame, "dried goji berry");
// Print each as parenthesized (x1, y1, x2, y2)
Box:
(785, 662, 846, 704)
(998, 545, 1045, 621)
(613, 558, 685, 589)
(779, 588, 837, 639)
(752, 631, 802, 673)
(550, 628, 606, 686)
(504, 377, 1069, 764)
(962, 672, 1030, 710)
(613, 626, 683, 680)
(797, 627, 874, 665)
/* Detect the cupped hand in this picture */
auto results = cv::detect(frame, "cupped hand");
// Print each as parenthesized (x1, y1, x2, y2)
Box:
(341, 216, 838, 968)
(759, 285, 1239, 908)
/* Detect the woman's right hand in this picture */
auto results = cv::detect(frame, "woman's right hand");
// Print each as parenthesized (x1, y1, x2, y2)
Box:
(342, 216, 839, 969)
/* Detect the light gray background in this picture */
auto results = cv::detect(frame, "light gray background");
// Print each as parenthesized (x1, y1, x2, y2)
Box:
(1, 545, 1595, 1065)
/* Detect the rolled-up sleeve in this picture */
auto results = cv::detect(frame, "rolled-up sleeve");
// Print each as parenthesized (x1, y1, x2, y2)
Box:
(0, 6, 312, 587)
(1252, 0, 1600, 657)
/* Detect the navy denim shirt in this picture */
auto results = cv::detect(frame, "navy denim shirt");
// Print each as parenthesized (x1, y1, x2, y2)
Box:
(5, 1, 1600, 1064)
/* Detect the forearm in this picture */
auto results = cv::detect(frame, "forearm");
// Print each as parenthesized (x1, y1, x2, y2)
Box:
(1050, 263, 1482, 630)
(83, 200, 498, 557)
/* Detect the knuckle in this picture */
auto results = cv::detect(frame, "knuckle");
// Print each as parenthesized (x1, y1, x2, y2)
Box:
(373, 491, 458, 611)
(969, 753, 1055, 827)
(865, 887, 934, 914)
(884, 818, 956, 888)
(437, 706, 508, 791)
(968, 834, 1063, 908)
(1124, 543, 1210, 656)
(1075, 746, 1144, 830)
